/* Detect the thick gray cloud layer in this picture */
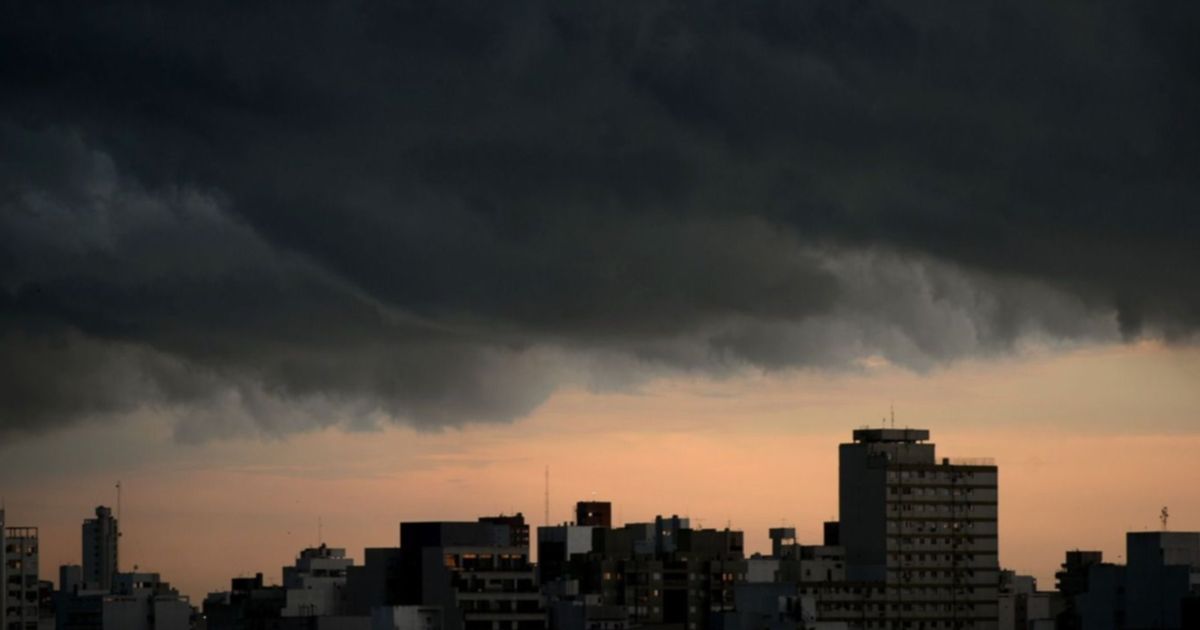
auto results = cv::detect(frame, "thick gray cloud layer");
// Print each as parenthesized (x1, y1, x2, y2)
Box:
(1, 1, 1197, 439)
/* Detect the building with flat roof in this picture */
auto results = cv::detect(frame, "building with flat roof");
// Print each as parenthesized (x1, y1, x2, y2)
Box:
(478, 514, 530, 549)
(282, 544, 354, 618)
(536, 525, 594, 584)
(397, 520, 545, 630)
(1054, 550, 1103, 630)
(575, 503, 612, 529)
(1125, 531, 1200, 630)
(589, 518, 746, 630)
(838, 427, 1000, 629)
(57, 570, 191, 630)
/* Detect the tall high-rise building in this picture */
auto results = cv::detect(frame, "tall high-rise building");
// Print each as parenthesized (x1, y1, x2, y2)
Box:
(839, 427, 1000, 629)
(82, 506, 118, 591)
(2, 509, 41, 630)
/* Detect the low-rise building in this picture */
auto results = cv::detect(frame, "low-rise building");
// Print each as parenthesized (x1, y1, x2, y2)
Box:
(57, 571, 191, 630)
(997, 571, 1060, 630)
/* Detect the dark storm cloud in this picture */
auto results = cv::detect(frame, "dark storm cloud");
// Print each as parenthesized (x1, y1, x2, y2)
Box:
(1, 1, 1197, 438)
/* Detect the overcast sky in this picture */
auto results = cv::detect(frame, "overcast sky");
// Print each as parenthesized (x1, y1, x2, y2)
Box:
(2, 0, 1199, 600)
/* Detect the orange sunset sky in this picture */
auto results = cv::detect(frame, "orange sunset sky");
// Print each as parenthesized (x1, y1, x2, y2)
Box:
(3, 339, 1197, 601)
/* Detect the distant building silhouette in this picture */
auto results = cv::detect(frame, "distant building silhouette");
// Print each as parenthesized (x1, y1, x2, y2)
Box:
(1054, 550, 1103, 630)
(539, 511, 746, 630)
(282, 544, 353, 618)
(396, 520, 545, 630)
(56, 571, 191, 630)
(137, 426, 1200, 630)
(201, 573, 286, 629)
(574, 502, 612, 529)
(822, 521, 840, 547)
(2, 508, 42, 630)
(81, 507, 118, 592)
(997, 570, 1059, 630)
(478, 513, 530, 548)
(1056, 533, 1200, 630)
(59, 565, 84, 596)
(834, 427, 1000, 627)
(724, 427, 1002, 629)
(536, 524, 594, 584)
(203, 544, 359, 627)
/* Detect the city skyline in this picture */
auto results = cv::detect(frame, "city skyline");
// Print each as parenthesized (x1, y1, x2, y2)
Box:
(4, 2, 1200, 628)
(4, 382, 1197, 604)
(6, 419, 1198, 629)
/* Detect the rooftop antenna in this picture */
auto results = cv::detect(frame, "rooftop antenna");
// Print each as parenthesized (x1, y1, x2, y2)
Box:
(544, 465, 550, 527)
(115, 481, 123, 572)
(890, 403, 895, 429)
(1160, 506, 1169, 531)
(318, 517, 323, 546)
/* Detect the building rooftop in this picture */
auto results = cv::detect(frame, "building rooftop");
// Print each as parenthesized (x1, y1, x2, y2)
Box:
(851, 428, 930, 443)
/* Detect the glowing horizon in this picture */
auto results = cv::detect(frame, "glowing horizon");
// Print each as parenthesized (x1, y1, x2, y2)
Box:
(3, 340, 1197, 601)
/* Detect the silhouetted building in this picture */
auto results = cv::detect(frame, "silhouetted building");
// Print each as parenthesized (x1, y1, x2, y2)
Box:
(1054, 550, 1102, 630)
(60, 565, 84, 596)
(204, 545, 366, 629)
(586, 518, 746, 630)
(536, 525, 594, 584)
(396, 520, 545, 630)
(782, 544, 846, 585)
(773, 428, 999, 628)
(1053, 532, 1200, 630)
(82, 507, 118, 592)
(575, 503, 612, 530)
(1125, 531, 1200, 630)
(1055, 550, 1102, 599)
(202, 572, 287, 630)
(2, 509, 41, 630)
(822, 522, 840, 547)
(346, 549, 405, 616)
(768, 529, 795, 560)
(997, 571, 1059, 630)
(837, 427, 1000, 628)
(478, 515, 530, 549)
(1076, 562, 1125, 630)
(281, 544, 354, 618)
(58, 571, 191, 630)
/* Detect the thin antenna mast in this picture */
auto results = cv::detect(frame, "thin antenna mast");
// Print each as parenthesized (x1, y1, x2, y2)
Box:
(318, 517, 323, 546)
(1160, 506, 1170, 531)
(115, 481, 122, 572)
(890, 403, 895, 429)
